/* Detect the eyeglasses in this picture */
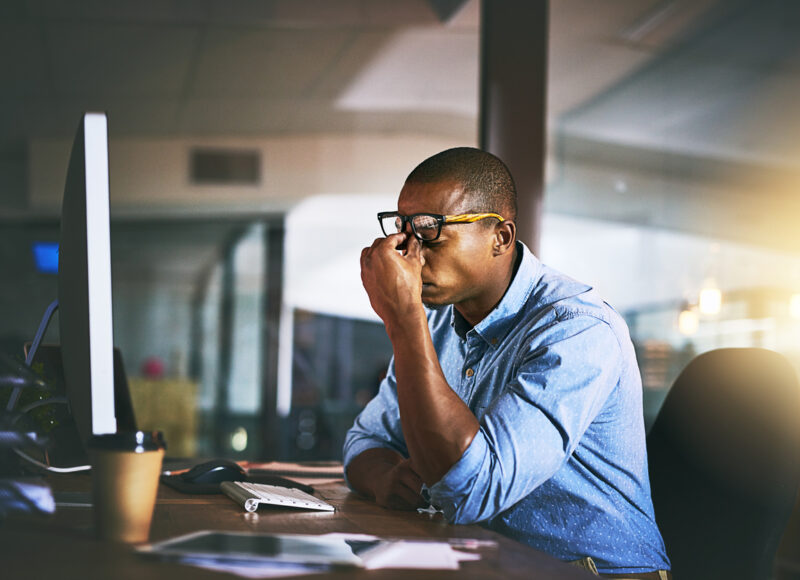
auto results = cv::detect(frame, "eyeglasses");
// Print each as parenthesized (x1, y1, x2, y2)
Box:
(377, 211, 505, 242)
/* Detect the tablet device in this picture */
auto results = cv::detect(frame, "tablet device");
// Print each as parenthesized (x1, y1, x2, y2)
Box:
(139, 530, 366, 567)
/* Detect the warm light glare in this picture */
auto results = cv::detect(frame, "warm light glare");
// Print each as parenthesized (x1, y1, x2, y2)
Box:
(678, 308, 699, 335)
(790, 294, 800, 319)
(231, 426, 248, 452)
(699, 286, 722, 315)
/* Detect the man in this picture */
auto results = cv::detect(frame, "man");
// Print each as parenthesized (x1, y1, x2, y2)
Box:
(344, 147, 670, 577)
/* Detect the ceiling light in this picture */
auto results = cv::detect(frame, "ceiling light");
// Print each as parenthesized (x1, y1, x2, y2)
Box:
(678, 307, 699, 336)
(699, 281, 722, 315)
(620, 1, 679, 43)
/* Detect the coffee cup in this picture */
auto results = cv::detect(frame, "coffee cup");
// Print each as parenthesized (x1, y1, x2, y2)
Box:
(88, 431, 166, 543)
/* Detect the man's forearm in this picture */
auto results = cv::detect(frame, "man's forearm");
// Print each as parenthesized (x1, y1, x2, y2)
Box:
(346, 447, 405, 498)
(386, 306, 480, 485)
(359, 232, 479, 488)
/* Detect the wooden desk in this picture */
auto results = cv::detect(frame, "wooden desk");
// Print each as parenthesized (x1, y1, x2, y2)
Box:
(2, 473, 592, 579)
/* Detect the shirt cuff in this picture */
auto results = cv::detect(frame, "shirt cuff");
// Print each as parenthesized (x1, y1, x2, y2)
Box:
(428, 429, 489, 522)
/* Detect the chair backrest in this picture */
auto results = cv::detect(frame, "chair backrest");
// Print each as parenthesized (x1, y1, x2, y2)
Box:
(648, 348, 800, 580)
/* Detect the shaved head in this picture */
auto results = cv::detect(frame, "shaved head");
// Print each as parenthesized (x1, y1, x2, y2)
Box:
(404, 147, 517, 221)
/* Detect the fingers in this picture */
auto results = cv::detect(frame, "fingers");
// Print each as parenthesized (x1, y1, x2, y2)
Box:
(384, 481, 425, 510)
(404, 235, 422, 263)
(397, 462, 427, 508)
(383, 232, 407, 252)
(362, 233, 407, 261)
(396, 462, 423, 494)
(375, 460, 426, 510)
(370, 232, 406, 249)
(384, 483, 424, 510)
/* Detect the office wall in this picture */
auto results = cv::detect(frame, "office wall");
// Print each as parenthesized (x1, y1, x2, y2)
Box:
(27, 134, 462, 210)
(0, 152, 27, 210)
(0, 224, 60, 355)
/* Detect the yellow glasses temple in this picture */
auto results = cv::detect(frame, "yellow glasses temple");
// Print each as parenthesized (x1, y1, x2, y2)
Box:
(444, 213, 505, 223)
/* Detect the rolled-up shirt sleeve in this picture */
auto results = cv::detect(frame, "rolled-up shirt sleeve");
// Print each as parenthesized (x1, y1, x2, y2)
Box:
(429, 313, 623, 524)
(343, 357, 408, 485)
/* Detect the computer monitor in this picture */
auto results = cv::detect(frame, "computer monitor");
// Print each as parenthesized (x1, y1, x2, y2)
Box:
(58, 112, 118, 446)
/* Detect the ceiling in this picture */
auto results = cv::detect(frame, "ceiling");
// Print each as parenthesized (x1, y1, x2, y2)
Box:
(560, 0, 800, 167)
(4, 0, 800, 254)
(553, 0, 800, 253)
(0, 0, 715, 151)
(0, 0, 477, 151)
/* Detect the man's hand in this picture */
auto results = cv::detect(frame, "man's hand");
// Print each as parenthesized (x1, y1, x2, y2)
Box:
(360, 233, 424, 325)
(372, 458, 427, 510)
(347, 448, 426, 511)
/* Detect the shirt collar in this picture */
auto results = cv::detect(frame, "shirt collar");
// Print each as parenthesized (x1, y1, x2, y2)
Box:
(449, 242, 542, 347)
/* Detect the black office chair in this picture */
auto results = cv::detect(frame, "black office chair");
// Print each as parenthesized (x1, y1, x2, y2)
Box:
(647, 348, 800, 580)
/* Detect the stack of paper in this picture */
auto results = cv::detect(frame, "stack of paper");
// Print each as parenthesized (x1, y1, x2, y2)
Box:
(139, 530, 483, 579)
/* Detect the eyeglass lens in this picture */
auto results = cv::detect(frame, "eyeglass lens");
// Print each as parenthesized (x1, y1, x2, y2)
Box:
(381, 214, 441, 241)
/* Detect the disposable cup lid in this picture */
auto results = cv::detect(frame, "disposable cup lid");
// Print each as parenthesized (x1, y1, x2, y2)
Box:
(88, 431, 166, 452)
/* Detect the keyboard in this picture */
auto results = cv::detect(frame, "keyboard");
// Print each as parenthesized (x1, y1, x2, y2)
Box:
(221, 481, 335, 513)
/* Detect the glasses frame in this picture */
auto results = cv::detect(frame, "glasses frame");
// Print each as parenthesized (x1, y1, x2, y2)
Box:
(377, 211, 505, 242)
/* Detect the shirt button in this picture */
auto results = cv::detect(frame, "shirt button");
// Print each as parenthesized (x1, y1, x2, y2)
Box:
(466, 368, 475, 377)
(490, 338, 498, 345)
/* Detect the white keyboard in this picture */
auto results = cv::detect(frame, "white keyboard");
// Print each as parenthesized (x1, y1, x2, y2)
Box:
(221, 481, 335, 513)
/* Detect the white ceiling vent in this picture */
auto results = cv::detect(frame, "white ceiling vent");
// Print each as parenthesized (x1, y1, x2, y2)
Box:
(190, 148, 261, 185)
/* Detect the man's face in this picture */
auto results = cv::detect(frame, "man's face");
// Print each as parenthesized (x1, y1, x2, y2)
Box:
(397, 180, 499, 309)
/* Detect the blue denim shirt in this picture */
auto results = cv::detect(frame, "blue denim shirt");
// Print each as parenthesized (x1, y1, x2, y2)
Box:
(343, 243, 669, 574)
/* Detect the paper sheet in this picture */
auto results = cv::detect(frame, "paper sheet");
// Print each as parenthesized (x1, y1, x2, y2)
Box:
(359, 540, 481, 570)
(169, 532, 483, 578)
(323, 533, 482, 571)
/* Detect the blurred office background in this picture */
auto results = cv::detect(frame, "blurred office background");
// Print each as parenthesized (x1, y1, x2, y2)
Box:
(2, 0, 800, 461)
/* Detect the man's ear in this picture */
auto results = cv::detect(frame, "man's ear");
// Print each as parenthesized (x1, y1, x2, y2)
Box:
(493, 220, 516, 256)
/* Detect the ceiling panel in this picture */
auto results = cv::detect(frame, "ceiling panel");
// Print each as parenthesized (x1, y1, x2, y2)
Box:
(739, 75, 800, 155)
(206, 0, 364, 27)
(547, 0, 719, 117)
(81, 98, 183, 136)
(177, 97, 297, 134)
(46, 21, 199, 97)
(190, 27, 357, 98)
(284, 104, 475, 140)
(36, 0, 213, 23)
(0, 21, 51, 97)
(361, 0, 441, 26)
(0, 98, 73, 148)
(548, 39, 652, 119)
(335, 28, 478, 115)
(559, 0, 800, 167)
(308, 31, 393, 99)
